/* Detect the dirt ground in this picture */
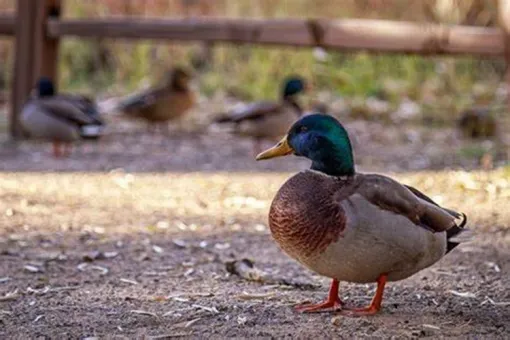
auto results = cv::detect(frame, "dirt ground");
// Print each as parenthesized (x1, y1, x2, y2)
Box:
(1, 118, 509, 339)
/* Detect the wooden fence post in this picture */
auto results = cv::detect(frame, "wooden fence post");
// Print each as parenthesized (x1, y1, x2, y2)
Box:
(10, 0, 61, 139)
(11, 0, 36, 139)
(499, 0, 510, 114)
(34, 0, 62, 90)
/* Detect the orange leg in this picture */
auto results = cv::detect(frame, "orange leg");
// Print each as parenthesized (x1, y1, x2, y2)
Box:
(341, 274, 388, 316)
(52, 141, 62, 158)
(63, 143, 73, 157)
(295, 279, 344, 313)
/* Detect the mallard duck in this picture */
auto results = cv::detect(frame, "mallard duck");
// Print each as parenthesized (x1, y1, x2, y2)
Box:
(213, 77, 307, 154)
(117, 67, 195, 133)
(256, 114, 469, 316)
(20, 77, 104, 158)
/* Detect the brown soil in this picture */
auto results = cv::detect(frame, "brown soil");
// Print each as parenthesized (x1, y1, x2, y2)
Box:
(0, 119, 509, 339)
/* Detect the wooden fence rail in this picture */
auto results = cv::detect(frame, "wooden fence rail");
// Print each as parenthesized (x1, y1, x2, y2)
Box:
(3, 0, 510, 138)
(47, 18, 504, 56)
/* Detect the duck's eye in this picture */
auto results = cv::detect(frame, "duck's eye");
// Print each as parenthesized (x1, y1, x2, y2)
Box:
(299, 126, 308, 133)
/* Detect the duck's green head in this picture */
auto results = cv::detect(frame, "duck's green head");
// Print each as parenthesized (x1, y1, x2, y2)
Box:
(282, 77, 307, 99)
(36, 77, 55, 97)
(256, 114, 355, 176)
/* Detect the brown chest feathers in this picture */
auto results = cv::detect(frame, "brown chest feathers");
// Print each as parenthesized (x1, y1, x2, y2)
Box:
(268, 171, 352, 259)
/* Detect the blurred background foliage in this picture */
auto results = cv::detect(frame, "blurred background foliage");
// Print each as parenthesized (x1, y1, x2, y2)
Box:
(0, 0, 505, 124)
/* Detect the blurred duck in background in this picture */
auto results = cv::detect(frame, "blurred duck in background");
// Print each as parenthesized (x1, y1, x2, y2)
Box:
(457, 107, 496, 139)
(212, 76, 308, 154)
(20, 77, 104, 158)
(117, 67, 195, 134)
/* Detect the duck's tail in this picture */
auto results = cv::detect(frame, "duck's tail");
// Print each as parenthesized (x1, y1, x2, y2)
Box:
(80, 124, 104, 139)
(117, 94, 150, 113)
(446, 212, 473, 253)
(97, 90, 155, 116)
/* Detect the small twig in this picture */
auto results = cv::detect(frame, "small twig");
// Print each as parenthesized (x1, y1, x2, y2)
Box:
(27, 286, 50, 295)
(422, 324, 440, 330)
(155, 292, 214, 302)
(143, 271, 169, 277)
(50, 286, 80, 292)
(225, 258, 319, 290)
(168, 292, 214, 298)
(148, 333, 191, 339)
(184, 318, 201, 328)
(172, 317, 202, 328)
(171, 297, 190, 302)
(120, 278, 139, 285)
(26, 285, 79, 295)
(237, 291, 275, 300)
(480, 297, 510, 306)
(77, 263, 109, 275)
(431, 269, 456, 276)
(130, 310, 160, 319)
(33, 315, 44, 323)
(449, 290, 476, 298)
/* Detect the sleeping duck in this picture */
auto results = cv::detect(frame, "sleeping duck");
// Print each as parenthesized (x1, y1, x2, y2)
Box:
(256, 113, 469, 316)
(213, 76, 307, 154)
(20, 77, 104, 158)
(117, 67, 195, 133)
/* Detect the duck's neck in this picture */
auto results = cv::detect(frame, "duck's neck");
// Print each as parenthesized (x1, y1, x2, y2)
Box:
(307, 134, 355, 177)
(310, 153, 355, 177)
(170, 79, 188, 93)
(283, 95, 302, 117)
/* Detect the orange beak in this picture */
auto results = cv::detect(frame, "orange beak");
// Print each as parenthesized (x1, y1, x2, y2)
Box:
(256, 135, 294, 160)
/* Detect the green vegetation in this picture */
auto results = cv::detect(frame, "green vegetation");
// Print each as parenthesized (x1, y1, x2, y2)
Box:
(0, 0, 505, 123)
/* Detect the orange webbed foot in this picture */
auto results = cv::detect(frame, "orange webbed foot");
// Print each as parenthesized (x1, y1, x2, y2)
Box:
(295, 279, 344, 313)
(338, 305, 380, 316)
(338, 273, 388, 317)
(295, 297, 344, 313)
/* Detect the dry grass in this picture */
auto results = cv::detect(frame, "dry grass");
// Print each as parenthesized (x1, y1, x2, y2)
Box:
(0, 169, 509, 237)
